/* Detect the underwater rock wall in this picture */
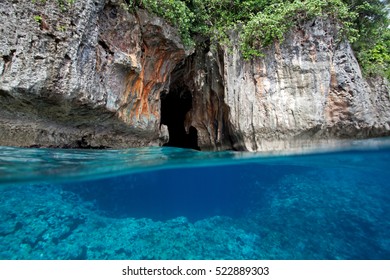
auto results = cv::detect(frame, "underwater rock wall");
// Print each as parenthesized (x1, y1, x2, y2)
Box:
(0, 0, 184, 148)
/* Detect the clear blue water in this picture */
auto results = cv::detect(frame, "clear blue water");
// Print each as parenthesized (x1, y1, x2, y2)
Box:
(0, 138, 389, 259)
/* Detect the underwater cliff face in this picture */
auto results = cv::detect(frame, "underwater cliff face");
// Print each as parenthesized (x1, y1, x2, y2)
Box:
(0, 1, 389, 150)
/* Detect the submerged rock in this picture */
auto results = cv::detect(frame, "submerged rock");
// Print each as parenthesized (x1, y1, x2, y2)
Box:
(0, 1, 389, 150)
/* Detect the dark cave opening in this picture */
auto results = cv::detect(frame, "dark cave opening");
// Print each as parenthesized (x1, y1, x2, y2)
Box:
(161, 88, 200, 150)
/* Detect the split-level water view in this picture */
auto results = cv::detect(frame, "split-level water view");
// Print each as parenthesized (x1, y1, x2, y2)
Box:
(0, 138, 389, 259)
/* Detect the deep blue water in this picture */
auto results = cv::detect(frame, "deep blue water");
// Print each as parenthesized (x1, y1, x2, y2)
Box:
(0, 138, 389, 259)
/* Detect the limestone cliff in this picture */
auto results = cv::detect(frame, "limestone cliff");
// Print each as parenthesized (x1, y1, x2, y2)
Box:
(220, 19, 390, 151)
(183, 19, 390, 151)
(0, 0, 184, 148)
(0, 0, 389, 150)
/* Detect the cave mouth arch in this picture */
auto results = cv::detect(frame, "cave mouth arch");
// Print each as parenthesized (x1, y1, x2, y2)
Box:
(160, 87, 200, 150)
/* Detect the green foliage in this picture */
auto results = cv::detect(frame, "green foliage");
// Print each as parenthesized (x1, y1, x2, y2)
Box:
(33, 15, 43, 24)
(125, 1, 390, 78)
(145, 0, 196, 46)
(57, 25, 67, 32)
(357, 29, 390, 79)
(125, 0, 195, 46)
(192, 0, 358, 60)
(344, 0, 390, 79)
(31, 0, 390, 78)
(130, 0, 359, 57)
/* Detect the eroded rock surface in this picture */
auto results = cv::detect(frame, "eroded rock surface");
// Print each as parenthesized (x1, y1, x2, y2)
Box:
(170, 44, 233, 150)
(167, 19, 389, 151)
(0, 0, 185, 148)
(193, 19, 390, 151)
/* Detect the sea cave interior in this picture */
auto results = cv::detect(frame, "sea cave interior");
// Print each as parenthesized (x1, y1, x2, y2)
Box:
(160, 85, 200, 150)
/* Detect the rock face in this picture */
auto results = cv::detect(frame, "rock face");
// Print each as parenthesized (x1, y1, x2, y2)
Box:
(185, 19, 390, 151)
(0, 0, 185, 148)
(173, 44, 233, 150)
(0, 1, 389, 150)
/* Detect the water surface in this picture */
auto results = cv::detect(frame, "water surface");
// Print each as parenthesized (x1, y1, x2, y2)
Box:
(0, 138, 389, 259)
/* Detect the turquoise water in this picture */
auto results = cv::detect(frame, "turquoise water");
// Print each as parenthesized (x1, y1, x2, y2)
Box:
(0, 138, 389, 259)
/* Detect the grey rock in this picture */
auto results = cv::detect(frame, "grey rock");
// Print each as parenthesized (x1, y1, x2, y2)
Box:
(174, 44, 232, 150)
(217, 19, 390, 151)
(0, 0, 185, 148)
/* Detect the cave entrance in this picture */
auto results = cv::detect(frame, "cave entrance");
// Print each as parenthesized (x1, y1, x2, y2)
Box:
(161, 88, 200, 150)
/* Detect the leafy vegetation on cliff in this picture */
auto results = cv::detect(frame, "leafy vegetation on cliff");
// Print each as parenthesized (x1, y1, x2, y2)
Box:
(134, 0, 387, 79)
(344, 0, 390, 79)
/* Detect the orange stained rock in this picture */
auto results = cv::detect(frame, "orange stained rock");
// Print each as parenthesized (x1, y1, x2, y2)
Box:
(119, 49, 183, 124)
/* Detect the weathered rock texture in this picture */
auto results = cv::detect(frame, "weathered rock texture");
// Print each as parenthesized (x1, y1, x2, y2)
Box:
(0, 0, 184, 148)
(176, 44, 233, 150)
(0, 1, 389, 151)
(185, 19, 390, 151)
